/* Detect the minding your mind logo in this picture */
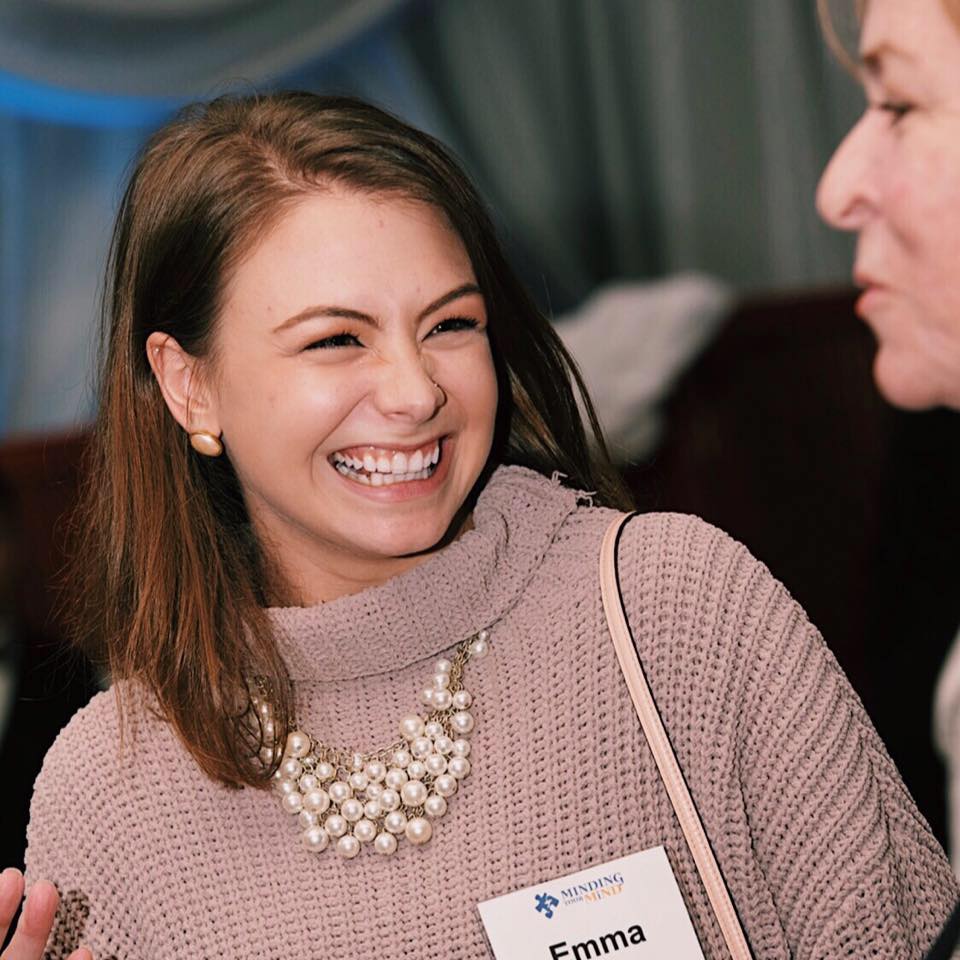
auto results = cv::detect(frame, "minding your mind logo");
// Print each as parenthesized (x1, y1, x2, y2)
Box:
(534, 873, 626, 919)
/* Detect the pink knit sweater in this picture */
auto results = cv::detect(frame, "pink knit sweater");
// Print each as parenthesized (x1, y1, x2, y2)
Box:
(26, 466, 956, 959)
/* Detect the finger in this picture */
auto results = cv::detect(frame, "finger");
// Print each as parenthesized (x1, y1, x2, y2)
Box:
(66, 948, 92, 960)
(0, 868, 25, 945)
(4, 879, 59, 960)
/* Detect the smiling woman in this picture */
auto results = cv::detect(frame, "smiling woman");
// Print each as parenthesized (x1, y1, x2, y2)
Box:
(3, 93, 957, 960)
(48, 92, 628, 790)
(148, 191, 500, 598)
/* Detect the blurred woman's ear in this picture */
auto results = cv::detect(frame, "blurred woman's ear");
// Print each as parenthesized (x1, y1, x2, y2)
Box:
(146, 330, 220, 437)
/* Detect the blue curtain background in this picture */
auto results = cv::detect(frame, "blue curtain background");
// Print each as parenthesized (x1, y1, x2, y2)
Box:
(0, 0, 862, 436)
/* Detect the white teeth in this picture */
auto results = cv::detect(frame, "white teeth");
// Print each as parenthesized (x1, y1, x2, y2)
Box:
(334, 460, 434, 485)
(334, 461, 372, 484)
(332, 439, 442, 484)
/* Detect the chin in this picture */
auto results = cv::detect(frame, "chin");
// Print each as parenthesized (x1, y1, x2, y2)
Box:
(872, 350, 942, 411)
(354, 513, 464, 561)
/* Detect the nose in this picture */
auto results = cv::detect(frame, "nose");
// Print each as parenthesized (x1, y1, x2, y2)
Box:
(816, 112, 877, 231)
(372, 344, 444, 423)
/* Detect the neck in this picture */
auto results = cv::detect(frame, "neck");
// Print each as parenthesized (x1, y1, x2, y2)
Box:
(262, 513, 476, 606)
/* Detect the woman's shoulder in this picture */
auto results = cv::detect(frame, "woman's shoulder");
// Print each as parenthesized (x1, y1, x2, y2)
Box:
(26, 681, 190, 888)
(43, 685, 120, 751)
(496, 468, 767, 590)
(556, 499, 773, 592)
(552, 500, 812, 668)
(32, 688, 118, 791)
(31, 680, 179, 802)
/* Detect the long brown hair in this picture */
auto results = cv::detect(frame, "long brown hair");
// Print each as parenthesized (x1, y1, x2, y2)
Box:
(68, 92, 632, 788)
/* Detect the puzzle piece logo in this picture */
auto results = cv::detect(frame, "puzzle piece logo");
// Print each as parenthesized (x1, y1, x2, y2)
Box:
(534, 892, 560, 920)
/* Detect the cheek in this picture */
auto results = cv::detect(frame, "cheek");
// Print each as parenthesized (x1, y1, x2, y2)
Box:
(218, 363, 358, 469)
(452, 344, 498, 428)
(912, 230, 960, 329)
(887, 137, 960, 261)
(879, 150, 960, 328)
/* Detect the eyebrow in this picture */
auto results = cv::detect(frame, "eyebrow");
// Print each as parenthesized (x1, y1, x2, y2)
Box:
(273, 282, 483, 333)
(860, 42, 917, 78)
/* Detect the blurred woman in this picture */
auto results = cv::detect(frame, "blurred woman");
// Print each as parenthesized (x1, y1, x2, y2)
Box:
(817, 0, 960, 868)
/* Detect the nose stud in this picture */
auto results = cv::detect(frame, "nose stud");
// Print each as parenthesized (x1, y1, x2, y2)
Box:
(431, 379, 446, 403)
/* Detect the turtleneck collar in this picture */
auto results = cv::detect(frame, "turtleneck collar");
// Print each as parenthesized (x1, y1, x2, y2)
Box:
(267, 465, 581, 681)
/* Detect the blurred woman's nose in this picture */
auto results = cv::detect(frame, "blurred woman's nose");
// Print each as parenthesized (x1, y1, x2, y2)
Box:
(817, 113, 878, 231)
(373, 345, 444, 423)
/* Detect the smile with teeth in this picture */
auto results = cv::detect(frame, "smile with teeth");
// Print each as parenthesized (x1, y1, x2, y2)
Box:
(330, 440, 442, 486)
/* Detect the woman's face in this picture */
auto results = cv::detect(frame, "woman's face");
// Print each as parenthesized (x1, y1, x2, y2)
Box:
(199, 190, 498, 600)
(817, 0, 960, 409)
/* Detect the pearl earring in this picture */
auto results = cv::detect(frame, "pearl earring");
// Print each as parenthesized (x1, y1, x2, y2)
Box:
(189, 431, 223, 457)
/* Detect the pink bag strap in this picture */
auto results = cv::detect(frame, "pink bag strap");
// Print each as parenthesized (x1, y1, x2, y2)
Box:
(600, 513, 753, 960)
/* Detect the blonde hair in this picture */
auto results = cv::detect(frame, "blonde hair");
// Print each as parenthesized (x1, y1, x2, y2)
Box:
(818, 0, 960, 72)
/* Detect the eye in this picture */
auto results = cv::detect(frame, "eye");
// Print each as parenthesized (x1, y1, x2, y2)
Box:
(305, 332, 362, 350)
(427, 316, 480, 337)
(878, 100, 913, 124)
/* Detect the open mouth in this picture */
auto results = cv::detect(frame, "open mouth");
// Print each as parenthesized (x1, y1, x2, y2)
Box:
(330, 438, 442, 487)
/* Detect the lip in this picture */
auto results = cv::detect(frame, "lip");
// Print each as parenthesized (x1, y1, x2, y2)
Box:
(853, 269, 884, 289)
(329, 435, 452, 502)
(852, 267, 888, 318)
(854, 281, 888, 318)
(330, 436, 445, 457)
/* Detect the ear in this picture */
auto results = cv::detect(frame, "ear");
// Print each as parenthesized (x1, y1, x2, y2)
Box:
(146, 331, 220, 436)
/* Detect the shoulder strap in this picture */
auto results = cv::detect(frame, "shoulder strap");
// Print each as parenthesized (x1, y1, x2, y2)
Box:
(600, 512, 753, 960)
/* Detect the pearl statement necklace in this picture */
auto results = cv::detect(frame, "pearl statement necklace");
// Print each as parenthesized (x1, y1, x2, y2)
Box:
(259, 629, 490, 859)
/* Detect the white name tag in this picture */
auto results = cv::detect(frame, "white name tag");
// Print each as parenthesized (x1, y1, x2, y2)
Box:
(477, 846, 705, 959)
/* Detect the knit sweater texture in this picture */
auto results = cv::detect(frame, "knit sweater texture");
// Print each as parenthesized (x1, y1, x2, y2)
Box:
(26, 466, 957, 959)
